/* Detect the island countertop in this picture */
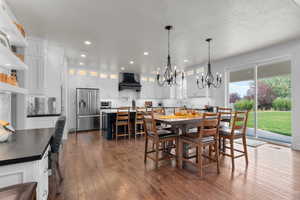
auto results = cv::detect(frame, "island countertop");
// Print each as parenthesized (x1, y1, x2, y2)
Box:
(0, 128, 54, 166)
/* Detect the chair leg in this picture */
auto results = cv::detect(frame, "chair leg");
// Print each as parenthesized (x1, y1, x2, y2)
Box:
(144, 137, 148, 164)
(115, 125, 118, 142)
(175, 137, 179, 167)
(56, 153, 63, 183)
(230, 138, 235, 170)
(178, 140, 183, 169)
(215, 140, 220, 174)
(196, 146, 198, 163)
(198, 144, 203, 178)
(222, 137, 226, 155)
(155, 141, 159, 169)
(243, 136, 249, 165)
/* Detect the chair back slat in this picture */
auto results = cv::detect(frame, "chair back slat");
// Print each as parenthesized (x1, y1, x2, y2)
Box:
(230, 111, 249, 135)
(116, 107, 130, 122)
(136, 107, 145, 121)
(194, 113, 221, 139)
(143, 113, 158, 137)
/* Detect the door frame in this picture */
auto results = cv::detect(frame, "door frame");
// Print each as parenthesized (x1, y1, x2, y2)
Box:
(225, 55, 291, 139)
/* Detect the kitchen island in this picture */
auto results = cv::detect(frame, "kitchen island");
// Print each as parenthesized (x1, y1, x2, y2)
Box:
(102, 111, 136, 140)
(0, 128, 54, 200)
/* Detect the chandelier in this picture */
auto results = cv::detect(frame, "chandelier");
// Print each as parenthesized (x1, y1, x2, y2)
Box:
(196, 38, 222, 89)
(157, 25, 184, 87)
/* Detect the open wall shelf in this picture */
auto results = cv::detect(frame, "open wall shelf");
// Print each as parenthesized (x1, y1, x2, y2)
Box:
(0, 0, 28, 47)
(0, 82, 27, 94)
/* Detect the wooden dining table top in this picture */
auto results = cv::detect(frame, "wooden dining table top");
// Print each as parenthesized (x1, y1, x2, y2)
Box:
(153, 114, 230, 126)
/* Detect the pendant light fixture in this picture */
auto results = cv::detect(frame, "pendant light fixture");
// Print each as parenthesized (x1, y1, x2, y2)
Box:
(157, 25, 184, 87)
(196, 38, 222, 89)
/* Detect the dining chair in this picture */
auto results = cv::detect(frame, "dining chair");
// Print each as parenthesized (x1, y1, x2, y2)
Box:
(144, 114, 178, 168)
(134, 107, 146, 139)
(219, 111, 249, 170)
(115, 107, 131, 141)
(178, 112, 221, 178)
(50, 116, 66, 196)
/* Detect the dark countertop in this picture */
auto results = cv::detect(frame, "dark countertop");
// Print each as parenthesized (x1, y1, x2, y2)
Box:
(0, 128, 54, 166)
(27, 114, 61, 118)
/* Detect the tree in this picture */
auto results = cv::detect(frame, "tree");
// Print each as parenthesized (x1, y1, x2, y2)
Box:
(261, 76, 291, 98)
(229, 93, 241, 104)
(246, 81, 276, 110)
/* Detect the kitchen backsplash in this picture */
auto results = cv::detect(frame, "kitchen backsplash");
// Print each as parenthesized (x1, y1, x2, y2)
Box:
(101, 97, 213, 108)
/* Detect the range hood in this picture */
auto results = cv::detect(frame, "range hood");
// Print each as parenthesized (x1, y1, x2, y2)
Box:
(119, 73, 141, 92)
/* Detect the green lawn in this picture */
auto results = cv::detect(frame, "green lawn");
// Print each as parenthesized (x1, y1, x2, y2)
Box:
(247, 111, 291, 136)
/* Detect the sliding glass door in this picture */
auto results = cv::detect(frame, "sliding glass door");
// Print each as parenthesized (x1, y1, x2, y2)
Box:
(228, 67, 256, 137)
(257, 61, 292, 142)
(227, 59, 292, 143)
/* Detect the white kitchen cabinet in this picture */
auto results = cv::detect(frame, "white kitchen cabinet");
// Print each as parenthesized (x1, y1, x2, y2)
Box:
(25, 55, 46, 94)
(44, 44, 64, 106)
(0, 145, 50, 200)
(25, 38, 46, 57)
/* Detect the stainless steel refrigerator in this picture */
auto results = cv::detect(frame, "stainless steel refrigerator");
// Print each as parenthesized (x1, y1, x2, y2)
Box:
(76, 88, 100, 132)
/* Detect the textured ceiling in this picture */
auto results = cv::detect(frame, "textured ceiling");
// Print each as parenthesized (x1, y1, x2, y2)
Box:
(7, 0, 300, 73)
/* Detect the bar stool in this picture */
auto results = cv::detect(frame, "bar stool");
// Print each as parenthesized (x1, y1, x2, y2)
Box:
(135, 107, 146, 139)
(219, 111, 249, 170)
(115, 107, 131, 141)
(50, 116, 66, 196)
(178, 113, 221, 178)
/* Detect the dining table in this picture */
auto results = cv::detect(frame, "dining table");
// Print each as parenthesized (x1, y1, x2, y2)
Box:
(153, 113, 230, 166)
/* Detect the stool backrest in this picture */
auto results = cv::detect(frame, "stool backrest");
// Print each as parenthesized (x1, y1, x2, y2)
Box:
(51, 116, 66, 153)
(143, 112, 158, 137)
(116, 107, 130, 122)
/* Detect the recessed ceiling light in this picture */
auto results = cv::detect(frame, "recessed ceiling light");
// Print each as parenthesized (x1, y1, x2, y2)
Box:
(81, 54, 87, 58)
(121, 67, 125, 71)
(184, 59, 189, 63)
(5, 64, 11, 66)
(129, 61, 134, 64)
(84, 41, 92, 45)
(79, 62, 84, 66)
(143, 52, 149, 56)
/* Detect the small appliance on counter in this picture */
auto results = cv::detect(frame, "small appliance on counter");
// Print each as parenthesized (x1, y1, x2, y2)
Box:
(100, 101, 112, 109)
(27, 96, 60, 117)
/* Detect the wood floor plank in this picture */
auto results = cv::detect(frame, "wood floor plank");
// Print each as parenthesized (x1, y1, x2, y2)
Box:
(50, 131, 300, 200)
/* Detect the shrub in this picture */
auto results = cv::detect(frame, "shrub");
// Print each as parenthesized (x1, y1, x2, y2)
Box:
(234, 99, 254, 111)
(272, 98, 291, 111)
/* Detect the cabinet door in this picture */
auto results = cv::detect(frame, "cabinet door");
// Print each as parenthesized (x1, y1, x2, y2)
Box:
(26, 38, 45, 57)
(25, 56, 45, 94)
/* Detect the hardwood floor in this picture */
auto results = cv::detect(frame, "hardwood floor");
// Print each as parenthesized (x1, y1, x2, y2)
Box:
(51, 131, 300, 200)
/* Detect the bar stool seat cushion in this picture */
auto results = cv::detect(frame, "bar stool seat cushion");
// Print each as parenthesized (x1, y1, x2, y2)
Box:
(219, 127, 243, 136)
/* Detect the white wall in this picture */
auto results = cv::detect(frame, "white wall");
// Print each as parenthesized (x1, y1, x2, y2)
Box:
(188, 39, 300, 150)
